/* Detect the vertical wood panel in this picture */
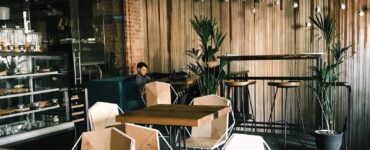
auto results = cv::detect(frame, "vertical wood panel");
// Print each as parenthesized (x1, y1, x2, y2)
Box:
(141, 0, 370, 149)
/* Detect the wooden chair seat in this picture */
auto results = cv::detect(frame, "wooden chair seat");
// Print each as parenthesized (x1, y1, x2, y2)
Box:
(183, 137, 227, 149)
(277, 81, 302, 88)
(225, 80, 256, 87)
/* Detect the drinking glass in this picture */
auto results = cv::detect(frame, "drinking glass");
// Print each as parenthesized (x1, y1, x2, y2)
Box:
(13, 27, 26, 51)
(27, 32, 42, 52)
(1, 28, 14, 51)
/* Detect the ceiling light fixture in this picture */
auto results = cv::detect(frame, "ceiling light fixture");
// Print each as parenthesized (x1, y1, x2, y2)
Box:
(358, 10, 365, 16)
(306, 22, 312, 27)
(293, 1, 299, 8)
(251, 8, 256, 13)
(340, 3, 346, 10)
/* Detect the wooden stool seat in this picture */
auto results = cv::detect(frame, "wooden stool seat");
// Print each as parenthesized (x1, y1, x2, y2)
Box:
(225, 79, 257, 133)
(277, 81, 302, 88)
(225, 80, 256, 87)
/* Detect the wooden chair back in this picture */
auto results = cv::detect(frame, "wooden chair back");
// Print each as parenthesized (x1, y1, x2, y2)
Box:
(109, 123, 159, 150)
(88, 102, 120, 130)
(124, 123, 159, 150)
(81, 128, 135, 150)
(191, 95, 230, 141)
(145, 81, 171, 107)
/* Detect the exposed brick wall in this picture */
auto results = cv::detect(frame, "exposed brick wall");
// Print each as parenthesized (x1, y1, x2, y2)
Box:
(123, 0, 144, 75)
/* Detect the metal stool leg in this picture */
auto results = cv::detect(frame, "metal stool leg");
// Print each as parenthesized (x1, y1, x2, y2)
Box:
(226, 86, 235, 132)
(246, 86, 257, 133)
(233, 86, 239, 120)
(227, 86, 232, 108)
(266, 87, 279, 133)
(242, 87, 247, 133)
(226, 81, 256, 134)
(295, 88, 307, 147)
(284, 88, 288, 150)
(254, 83, 257, 133)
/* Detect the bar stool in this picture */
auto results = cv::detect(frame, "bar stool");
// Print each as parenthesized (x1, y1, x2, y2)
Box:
(225, 80, 257, 133)
(265, 81, 281, 133)
(266, 81, 306, 149)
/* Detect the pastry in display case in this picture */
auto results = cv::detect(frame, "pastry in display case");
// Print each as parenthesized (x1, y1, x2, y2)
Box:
(0, 52, 73, 146)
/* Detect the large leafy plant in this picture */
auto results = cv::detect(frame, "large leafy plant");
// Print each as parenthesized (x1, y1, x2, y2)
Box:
(2, 57, 25, 75)
(0, 61, 6, 72)
(186, 16, 228, 95)
(309, 13, 351, 134)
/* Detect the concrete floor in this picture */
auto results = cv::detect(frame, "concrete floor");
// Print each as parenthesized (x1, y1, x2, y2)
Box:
(251, 132, 317, 150)
(158, 127, 319, 150)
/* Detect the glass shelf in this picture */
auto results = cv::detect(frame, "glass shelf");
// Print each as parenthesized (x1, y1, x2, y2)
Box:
(0, 71, 59, 80)
(0, 51, 68, 57)
(0, 105, 60, 120)
(0, 88, 60, 100)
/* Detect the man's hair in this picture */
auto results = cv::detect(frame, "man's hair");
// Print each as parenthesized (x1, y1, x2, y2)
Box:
(137, 62, 148, 69)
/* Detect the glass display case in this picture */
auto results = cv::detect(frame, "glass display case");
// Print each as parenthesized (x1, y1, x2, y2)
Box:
(0, 0, 125, 82)
(0, 52, 73, 146)
(0, 0, 124, 146)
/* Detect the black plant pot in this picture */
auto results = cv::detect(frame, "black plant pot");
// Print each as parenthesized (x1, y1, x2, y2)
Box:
(314, 130, 343, 150)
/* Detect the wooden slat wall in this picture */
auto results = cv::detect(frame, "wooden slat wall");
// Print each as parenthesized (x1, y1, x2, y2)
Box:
(141, 0, 370, 149)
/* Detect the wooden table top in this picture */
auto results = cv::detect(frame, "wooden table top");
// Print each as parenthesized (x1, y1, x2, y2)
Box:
(116, 104, 230, 127)
(156, 76, 199, 87)
(218, 53, 324, 61)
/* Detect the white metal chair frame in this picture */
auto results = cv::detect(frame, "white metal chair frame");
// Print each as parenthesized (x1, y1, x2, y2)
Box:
(183, 95, 236, 150)
(72, 102, 126, 149)
(87, 102, 124, 131)
(71, 134, 82, 150)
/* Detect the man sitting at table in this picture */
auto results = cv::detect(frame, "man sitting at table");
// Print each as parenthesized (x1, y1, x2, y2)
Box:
(136, 62, 152, 97)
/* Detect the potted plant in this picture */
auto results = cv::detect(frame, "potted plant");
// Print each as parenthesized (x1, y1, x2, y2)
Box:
(309, 13, 352, 150)
(0, 61, 6, 76)
(185, 16, 228, 95)
(5, 57, 20, 75)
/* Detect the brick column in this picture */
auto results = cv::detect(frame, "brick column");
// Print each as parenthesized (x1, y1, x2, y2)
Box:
(123, 0, 144, 75)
